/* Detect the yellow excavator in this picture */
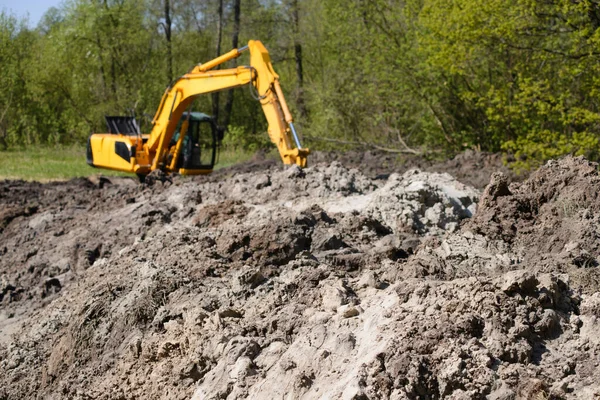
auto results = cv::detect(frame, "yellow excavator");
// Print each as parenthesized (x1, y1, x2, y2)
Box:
(86, 40, 309, 179)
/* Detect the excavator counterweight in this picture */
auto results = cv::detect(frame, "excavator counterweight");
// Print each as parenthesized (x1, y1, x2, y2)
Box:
(87, 40, 309, 177)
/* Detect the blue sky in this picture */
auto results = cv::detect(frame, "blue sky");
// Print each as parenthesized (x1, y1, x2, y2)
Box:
(1, 0, 63, 26)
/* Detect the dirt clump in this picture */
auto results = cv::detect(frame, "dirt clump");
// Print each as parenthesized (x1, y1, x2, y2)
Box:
(0, 156, 599, 399)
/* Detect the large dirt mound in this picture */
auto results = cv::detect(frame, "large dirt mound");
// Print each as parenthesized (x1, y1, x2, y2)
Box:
(310, 149, 521, 189)
(0, 156, 598, 399)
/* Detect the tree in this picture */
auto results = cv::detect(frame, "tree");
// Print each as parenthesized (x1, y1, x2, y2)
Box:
(162, 0, 173, 83)
(212, 0, 224, 123)
(222, 0, 241, 130)
(291, 0, 306, 118)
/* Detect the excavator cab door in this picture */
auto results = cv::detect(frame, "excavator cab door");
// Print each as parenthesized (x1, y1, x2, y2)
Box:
(177, 112, 218, 174)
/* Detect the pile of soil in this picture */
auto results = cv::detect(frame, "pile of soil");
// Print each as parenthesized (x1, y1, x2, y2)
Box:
(0, 154, 598, 399)
(310, 149, 522, 189)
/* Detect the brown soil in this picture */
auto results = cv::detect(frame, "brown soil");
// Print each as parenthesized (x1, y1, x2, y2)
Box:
(0, 153, 598, 400)
(310, 149, 523, 189)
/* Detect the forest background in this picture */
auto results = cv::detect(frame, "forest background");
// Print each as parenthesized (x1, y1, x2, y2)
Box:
(2, 0, 600, 170)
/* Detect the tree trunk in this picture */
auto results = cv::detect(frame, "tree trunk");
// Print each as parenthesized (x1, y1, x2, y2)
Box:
(110, 56, 117, 97)
(212, 0, 224, 123)
(291, 0, 306, 119)
(164, 0, 173, 83)
(95, 35, 107, 97)
(223, 0, 241, 129)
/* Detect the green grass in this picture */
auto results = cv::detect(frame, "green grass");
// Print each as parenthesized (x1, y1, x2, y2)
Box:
(215, 147, 272, 169)
(0, 146, 266, 182)
(0, 146, 129, 182)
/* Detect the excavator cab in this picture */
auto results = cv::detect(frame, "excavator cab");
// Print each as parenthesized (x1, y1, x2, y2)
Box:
(169, 112, 220, 174)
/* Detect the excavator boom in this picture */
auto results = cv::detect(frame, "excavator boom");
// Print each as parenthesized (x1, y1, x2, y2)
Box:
(87, 40, 309, 177)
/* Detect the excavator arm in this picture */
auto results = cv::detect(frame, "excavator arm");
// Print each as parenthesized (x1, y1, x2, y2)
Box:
(87, 40, 309, 176)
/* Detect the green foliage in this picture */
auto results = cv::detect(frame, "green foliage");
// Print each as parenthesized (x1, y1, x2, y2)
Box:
(503, 130, 600, 171)
(413, 0, 600, 161)
(2, 0, 600, 170)
(222, 124, 270, 152)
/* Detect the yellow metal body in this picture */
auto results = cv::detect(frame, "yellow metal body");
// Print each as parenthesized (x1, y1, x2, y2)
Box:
(88, 40, 309, 176)
(87, 134, 148, 173)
